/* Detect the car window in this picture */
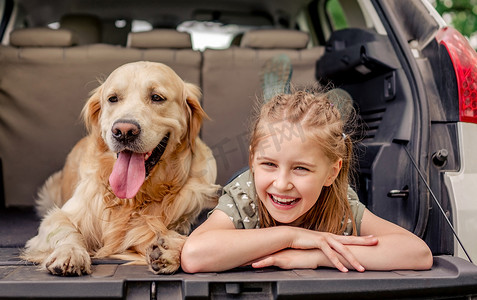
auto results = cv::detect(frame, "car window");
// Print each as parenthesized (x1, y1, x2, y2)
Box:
(49, 19, 151, 31)
(326, 0, 348, 30)
(131, 20, 153, 32)
(177, 20, 261, 51)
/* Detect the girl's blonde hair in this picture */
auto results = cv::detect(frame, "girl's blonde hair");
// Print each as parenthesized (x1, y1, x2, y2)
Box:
(249, 88, 357, 235)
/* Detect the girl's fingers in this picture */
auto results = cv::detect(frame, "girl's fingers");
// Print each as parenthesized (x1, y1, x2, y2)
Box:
(256, 232, 372, 272)
(253, 247, 363, 272)
(252, 255, 293, 269)
(335, 235, 378, 246)
(291, 232, 373, 272)
(319, 242, 349, 272)
(252, 257, 272, 268)
(328, 237, 366, 272)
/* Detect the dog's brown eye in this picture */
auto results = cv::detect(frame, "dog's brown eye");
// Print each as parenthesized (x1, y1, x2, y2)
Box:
(151, 94, 166, 102)
(108, 96, 118, 103)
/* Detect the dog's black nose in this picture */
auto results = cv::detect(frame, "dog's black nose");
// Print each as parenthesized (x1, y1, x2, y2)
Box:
(112, 120, 141, 144)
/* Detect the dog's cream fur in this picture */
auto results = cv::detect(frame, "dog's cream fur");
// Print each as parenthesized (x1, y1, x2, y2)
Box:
(22, 61, 218, 275)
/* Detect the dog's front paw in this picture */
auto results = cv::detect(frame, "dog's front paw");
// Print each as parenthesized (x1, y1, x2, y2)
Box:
(44, 244, 92, 276)
(146, 233, 186, 274)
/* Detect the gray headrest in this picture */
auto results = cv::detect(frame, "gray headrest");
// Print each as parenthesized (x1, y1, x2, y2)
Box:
(240, 29, 309, 49)
(127, 29, 192, 49)
(10, 28, 77, 47)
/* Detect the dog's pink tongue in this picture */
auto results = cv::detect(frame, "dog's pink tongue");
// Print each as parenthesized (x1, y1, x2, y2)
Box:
(109, 151, 145, 199)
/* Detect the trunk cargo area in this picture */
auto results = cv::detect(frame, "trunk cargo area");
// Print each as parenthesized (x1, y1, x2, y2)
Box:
(1, 208, 477, 299)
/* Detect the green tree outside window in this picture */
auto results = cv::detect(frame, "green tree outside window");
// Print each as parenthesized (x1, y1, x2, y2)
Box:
(431, 0, 477, 49)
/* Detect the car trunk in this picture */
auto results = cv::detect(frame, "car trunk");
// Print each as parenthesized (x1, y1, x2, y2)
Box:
(1, 247, 477, 299)
(1, 205, 477, 299)
(2, 0, 477, 298)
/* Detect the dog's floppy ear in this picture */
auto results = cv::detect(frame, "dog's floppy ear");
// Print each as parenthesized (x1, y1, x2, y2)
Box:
(184, 82, 207, 149)
(82, 85, 102, 134)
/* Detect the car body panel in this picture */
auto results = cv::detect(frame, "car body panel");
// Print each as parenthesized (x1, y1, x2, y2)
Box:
(445, 122, 477, 263)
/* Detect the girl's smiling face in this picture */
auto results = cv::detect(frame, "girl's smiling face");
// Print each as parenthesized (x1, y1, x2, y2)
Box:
(251, 121, 341, 225)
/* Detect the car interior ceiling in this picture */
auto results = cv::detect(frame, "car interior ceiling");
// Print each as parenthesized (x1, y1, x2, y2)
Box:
(14, 0, 313, 28)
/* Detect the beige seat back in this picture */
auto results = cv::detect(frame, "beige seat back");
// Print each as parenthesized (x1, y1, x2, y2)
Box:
(0, 28, 142, 206)
(0, 28, 201, 207)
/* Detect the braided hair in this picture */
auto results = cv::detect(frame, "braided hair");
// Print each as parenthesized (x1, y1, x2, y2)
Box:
(249, 88, 357, 234)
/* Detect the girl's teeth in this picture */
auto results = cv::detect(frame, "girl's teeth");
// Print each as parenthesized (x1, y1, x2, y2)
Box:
(274, 196, 294, 203)
(271, 194, 298, 205)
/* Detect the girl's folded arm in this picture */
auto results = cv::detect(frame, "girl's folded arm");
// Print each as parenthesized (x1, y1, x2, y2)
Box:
(347, 209, 433, 271)
(250, 210, 432, 272)
(181, 210, 379, 273)
(181, 210, 294, 273)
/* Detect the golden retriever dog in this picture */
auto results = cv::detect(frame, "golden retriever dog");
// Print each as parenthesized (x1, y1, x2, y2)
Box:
(21, 61, 219, 275)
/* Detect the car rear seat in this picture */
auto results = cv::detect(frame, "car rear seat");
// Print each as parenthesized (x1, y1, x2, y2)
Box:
(0, 27, 323, 207)
(0, 28, 89, 207)
(0, 28, 200, 207)
(201, 29, 325, 185)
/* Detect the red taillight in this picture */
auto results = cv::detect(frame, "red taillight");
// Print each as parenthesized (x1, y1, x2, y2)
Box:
(436, 27, 477, 124)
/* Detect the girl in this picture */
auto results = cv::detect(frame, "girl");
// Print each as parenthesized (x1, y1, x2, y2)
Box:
(181, 89, 432, 273)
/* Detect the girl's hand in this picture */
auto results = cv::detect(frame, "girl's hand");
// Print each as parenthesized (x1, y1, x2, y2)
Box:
(289, 229, 378, 272)
(252, 249, 326, 270)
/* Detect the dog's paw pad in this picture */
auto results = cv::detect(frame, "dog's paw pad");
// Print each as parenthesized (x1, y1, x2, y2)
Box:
(149, 258, 170, 272)
(146, 234, 186, 274)
(158, 238, 168, 250)
(148, 245, 163, 261)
